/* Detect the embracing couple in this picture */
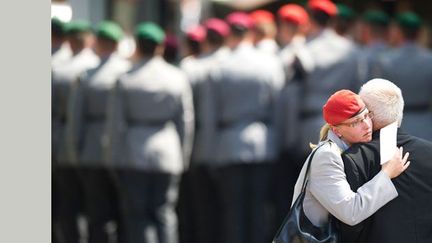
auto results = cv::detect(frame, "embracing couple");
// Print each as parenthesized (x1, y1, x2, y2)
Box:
(291, 78, 432, 243)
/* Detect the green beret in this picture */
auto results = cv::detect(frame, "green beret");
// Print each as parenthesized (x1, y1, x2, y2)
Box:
(336, 4, 355, 19)
(362, 10, 389, 26)
(65, 20, 92, 35)
(52, 17, 65, 35)
(135, 22, 165, 44)
(96, 21, 123, 42)
(396, 11, 422, 29)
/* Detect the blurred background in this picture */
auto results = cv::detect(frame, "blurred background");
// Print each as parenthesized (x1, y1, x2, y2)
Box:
(51, 1, 432, 243)
(52, 0, 432, 58)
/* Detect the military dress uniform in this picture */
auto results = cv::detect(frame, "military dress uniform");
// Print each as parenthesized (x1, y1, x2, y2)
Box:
(105, 42, 194, 243)
(181, 44, 230, 243)
(52, 17, 72, 69)
(52, 20, 100, 243)
(356, 10, 391, 83)
(67, 21, 131, 242)
(203, 37, 284, 243)
(66, 21, 131, 243)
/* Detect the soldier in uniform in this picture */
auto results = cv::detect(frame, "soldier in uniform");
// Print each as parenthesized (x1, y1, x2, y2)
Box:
(66, 20, 131, 243)
(333, 3, 357, 39)
(381, 11, 432, 141)
(105, 22, 194, 243)
(249, 10, 279, 55)
(357, 10, 391, 82)
(177, 23, 206, 243)
(181, 18, 231, 243)
(51, 16, 72, 243)
(52, 17, 71, 69)
(52, 20, 100, 243)
(202, 12, 284, 243)
(179, 25, 207, 82)
(277, 3, 309, 82)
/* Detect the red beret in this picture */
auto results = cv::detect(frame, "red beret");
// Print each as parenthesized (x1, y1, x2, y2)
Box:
(278, 4, 309, 26)
(204, 18, 230, 37)
(323, 89, 365, 125)
(186, 25, 206, 42)
(308, 0, 337, 17)
(226, 11, 255, 29)
(250, 10, 274, 24)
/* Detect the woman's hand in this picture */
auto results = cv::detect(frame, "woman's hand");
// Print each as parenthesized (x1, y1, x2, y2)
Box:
(382, 147, 410, 179)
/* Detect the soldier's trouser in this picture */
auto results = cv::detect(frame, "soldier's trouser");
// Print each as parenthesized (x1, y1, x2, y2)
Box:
(215, 163, 272, 243)
(78, 167, 123, 243)
(55, 166, 83, 243)
(189, 165, 222, 243)
(116, 169, 180, 243)
(176, 169, 196, 243)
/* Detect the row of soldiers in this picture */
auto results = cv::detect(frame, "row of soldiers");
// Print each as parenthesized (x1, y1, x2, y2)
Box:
(52, 0, 432, 242)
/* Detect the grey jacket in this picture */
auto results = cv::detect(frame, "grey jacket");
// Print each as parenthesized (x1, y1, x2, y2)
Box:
(202, 42, 284, 165)
(52, 48, 100, 164)
(105, 56, 194, 174)
(181, 47, 230, 165)
(292, 130, 398, 226)
(66, 54, 131, 166)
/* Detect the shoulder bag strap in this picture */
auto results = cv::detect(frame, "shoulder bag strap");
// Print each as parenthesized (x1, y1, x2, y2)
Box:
(301, 142, 328, 190)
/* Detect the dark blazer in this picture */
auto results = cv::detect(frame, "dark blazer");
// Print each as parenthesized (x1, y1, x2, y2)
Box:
(339, 129, 432, 243)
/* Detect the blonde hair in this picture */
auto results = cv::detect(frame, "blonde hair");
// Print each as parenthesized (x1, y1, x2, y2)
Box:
(310, 123, 331, 149)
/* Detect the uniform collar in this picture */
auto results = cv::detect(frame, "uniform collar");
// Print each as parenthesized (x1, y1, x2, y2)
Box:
(327, 129, 350, 152)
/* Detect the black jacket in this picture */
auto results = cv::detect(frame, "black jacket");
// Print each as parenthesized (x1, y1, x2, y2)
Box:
(339, 129, 432, 243)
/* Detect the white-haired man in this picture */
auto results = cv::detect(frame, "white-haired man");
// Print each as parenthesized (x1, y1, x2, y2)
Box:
(338, 78, 432, 243)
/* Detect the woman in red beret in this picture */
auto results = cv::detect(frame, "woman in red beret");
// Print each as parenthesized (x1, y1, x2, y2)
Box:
(290, 89, 410, 230)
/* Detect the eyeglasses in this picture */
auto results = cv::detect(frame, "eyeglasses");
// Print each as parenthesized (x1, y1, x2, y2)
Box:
(337, 111, 374, 128)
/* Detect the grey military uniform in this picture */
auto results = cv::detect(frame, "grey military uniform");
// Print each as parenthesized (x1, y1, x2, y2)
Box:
(180, 47, 231, 243)
(381, 43, 432, 141)
(105, 55, 194, 243)
(204, 42, 284, 165)
(67, 54, 131, 166)
(52, 47, 99, 243)
(52, 48, 100, 164)
(181, 47, 230, 164)
(105, 56, 194, 174)
(203, 41, 283, 243)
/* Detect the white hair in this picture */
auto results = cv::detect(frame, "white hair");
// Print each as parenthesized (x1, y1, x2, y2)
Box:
(359, 78, 404, 130)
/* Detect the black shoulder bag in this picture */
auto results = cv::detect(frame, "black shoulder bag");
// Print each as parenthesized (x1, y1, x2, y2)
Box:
(272, 142, 339, 243)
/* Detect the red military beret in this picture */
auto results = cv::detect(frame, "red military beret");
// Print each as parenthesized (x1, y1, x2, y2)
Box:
(226, 11, 255, 29)
(186, 25, 206, 42)
(308, 0, 337, 17)
(323, 89, 366, 126)
(278, 4, 309, 26)
(250, 10, 275, 24)
(204, 18, 230, 37)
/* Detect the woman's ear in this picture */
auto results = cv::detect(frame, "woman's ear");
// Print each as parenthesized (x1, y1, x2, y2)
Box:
(331, 126, 342, 138)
